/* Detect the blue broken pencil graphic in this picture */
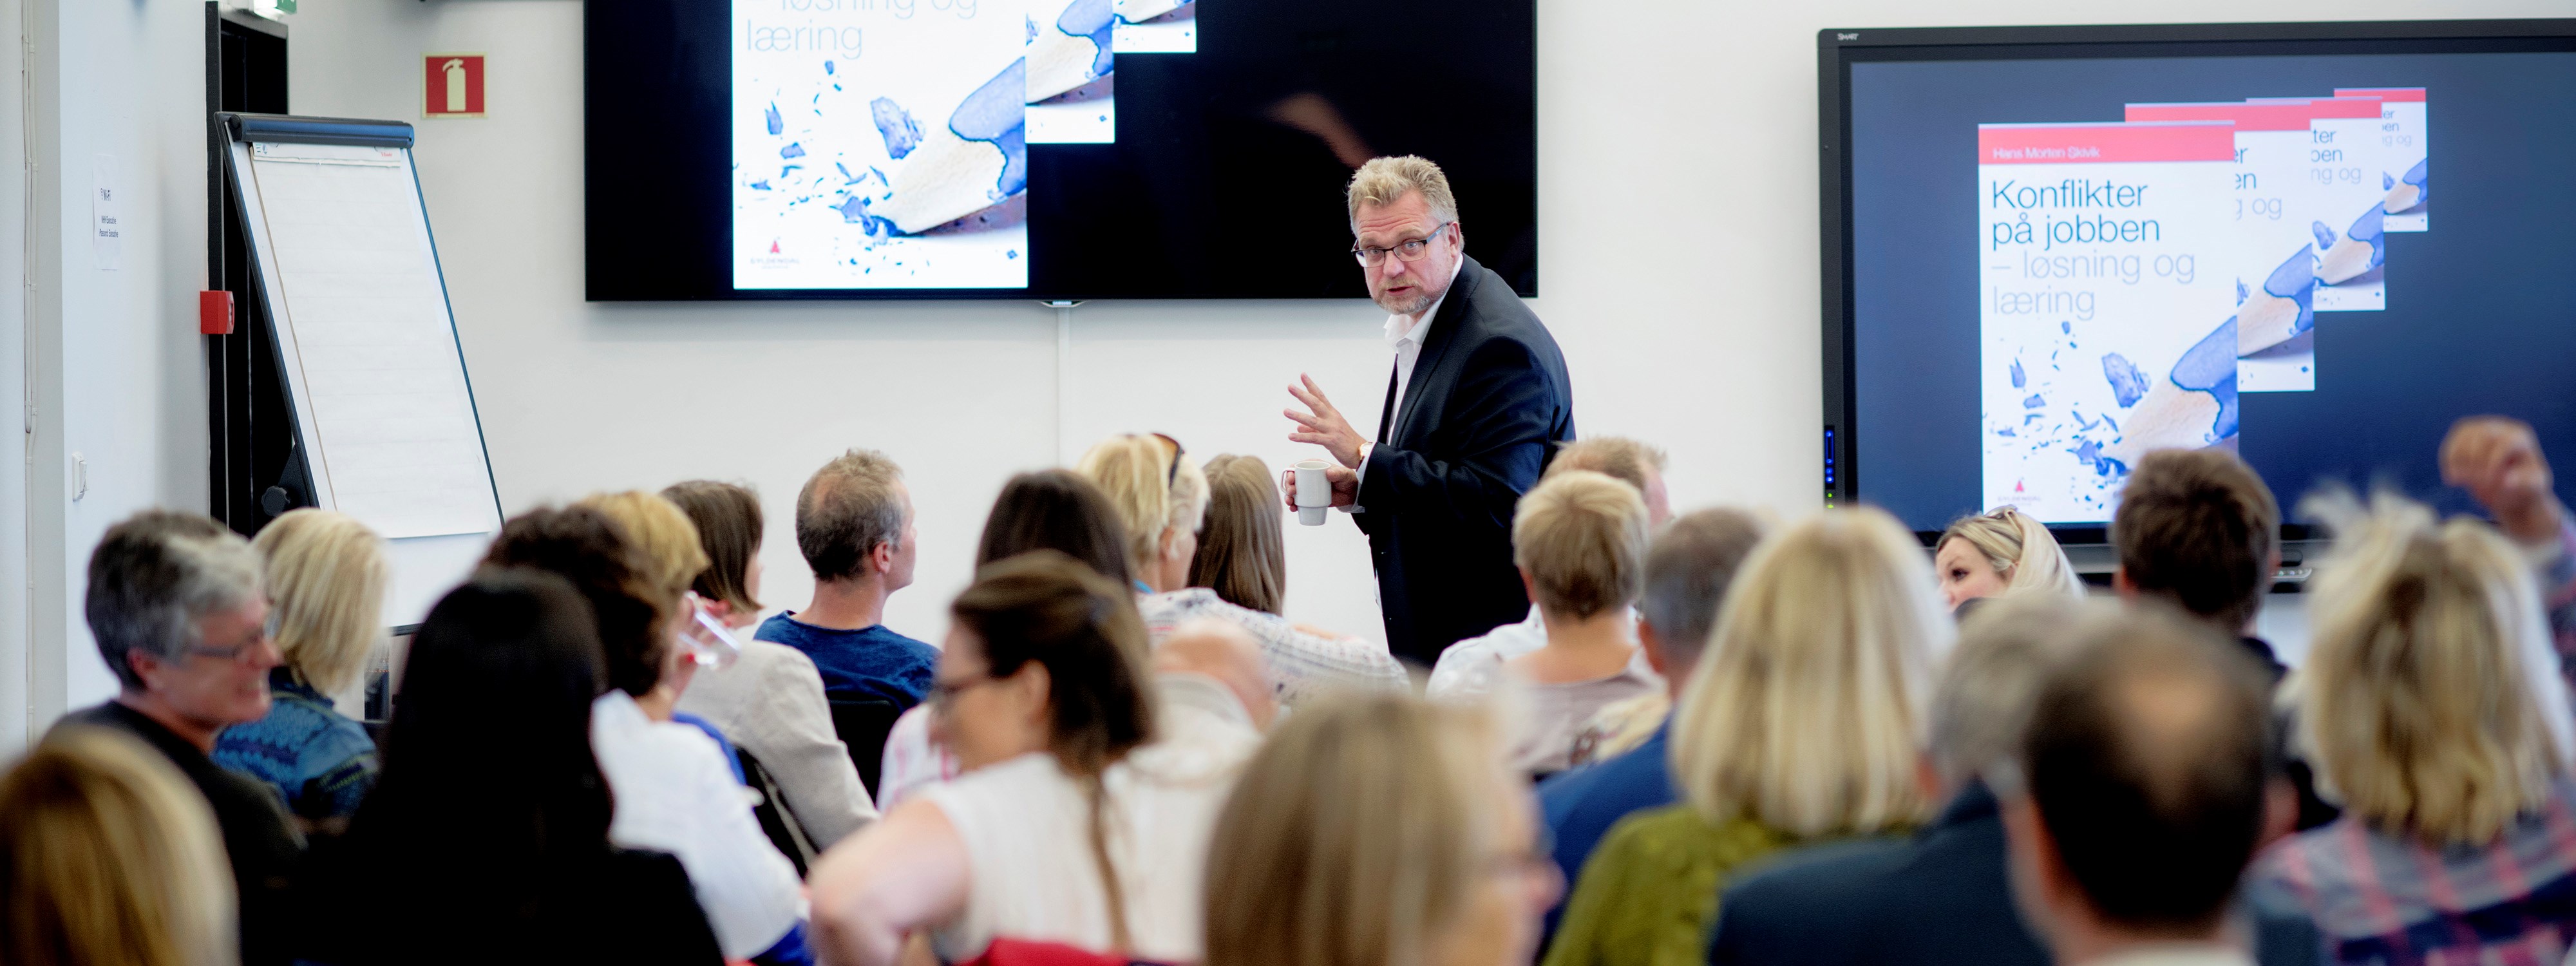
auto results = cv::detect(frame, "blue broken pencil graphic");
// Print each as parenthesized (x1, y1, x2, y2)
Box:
(1029, 0, 1114, 103)
(852, 59, 1029, 236)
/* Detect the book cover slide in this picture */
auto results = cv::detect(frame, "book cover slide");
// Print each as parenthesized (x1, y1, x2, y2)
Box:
(2247, 97, 2391, 313)
(2125, 100, 2379, 392)
(734, 0, 1030, 290)
(1027, 0, 1114, 144)
(2338, 88, 2429, 232)
(1979, 122, 2238, 524)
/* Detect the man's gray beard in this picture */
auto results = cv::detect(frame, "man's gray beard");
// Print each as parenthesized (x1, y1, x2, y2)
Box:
(1374, 282, 1444, 317)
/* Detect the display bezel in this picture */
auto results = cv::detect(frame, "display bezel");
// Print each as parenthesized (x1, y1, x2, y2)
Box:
(1817, 18, 2576, 544)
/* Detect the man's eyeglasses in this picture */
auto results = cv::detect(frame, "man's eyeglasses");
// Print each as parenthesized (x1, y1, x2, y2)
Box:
(184, 630, 273, 664)
(1351, 222, 1452, 267)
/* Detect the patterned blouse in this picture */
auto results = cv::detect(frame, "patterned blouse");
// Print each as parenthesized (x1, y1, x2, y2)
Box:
(212, 667, 379, 820)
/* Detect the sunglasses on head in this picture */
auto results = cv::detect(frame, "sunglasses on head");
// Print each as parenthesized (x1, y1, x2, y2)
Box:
(1150, 432, 1185, 489)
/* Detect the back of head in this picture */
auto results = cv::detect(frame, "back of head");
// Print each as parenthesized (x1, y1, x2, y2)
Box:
(578, 490, 710, 601)
(1511, 470, 1650, 620)
(252, 509, 390, 697)
(1, 726, 236, 966)
(482, 505, 667, 699)
(85, 509, 263, 692)
(1931, 595, 2088, 790)
(1940, 507, 2085, 600)
(1672, 506, 1950, 836)
(1204, 692, 1504, 966)
(952, 551, 1158, 775)
(360, 568, 612, 862)
(1546, 437, 1667, 497)
(2112, 450, 2279, 632)
(977, 469, 1135, 587)
(1076, 434, 1209, 571)
(661, 480, 765, 616)
(1635, 508, 1765, 671)
(2297, 491, 2570, 844)
(796, 448, 907, 583)
(1189, 455, 1287, 614)
(2016, 602, 2273, 933)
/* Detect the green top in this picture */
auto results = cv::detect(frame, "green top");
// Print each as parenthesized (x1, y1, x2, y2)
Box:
(1542, 804, 1896, 966)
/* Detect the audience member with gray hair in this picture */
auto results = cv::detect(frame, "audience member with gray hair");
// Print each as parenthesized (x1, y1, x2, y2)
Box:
(756, 448, 942, 712)
(49, 509, 304, 966)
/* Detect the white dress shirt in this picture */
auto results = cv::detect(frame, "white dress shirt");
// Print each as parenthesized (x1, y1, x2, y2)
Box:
(1353, 256, 1466, 497)
(591, 690, 805, 959)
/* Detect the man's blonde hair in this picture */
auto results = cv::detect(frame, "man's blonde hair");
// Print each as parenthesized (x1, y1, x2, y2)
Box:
(252, 510, 390, 696)
(2294, 490, 2572, 844)
(1, 727, 237, 966)
(1671, 506, 1952, 836)
(1077, 435, 1211, 571)
(1203, 692, 1506, 966)
(1545, 437, 1668, 497)
(1938, 507, 2086, 601)
(1512, 471, 1649, 620)
(1345, 156, 1459, 232)
(578, 491, 711, 602)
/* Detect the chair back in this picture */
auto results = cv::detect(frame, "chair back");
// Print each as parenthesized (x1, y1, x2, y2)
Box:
(735, 747, 817, 876)
(828, 697, 903, 797)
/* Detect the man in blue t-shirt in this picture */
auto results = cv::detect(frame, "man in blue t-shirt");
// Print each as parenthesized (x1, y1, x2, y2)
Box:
(756, 448, 939, 711)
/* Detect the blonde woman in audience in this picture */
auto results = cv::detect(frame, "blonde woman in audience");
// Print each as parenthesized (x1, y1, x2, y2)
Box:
(1455, 470, 1662, 775)
(810, 551, 1252, 965)
(1203, 692, 1562, 966)
(1430, 437, 1672, 696)
(1, 726, 237, 966)
(1189, 454, 1291, 615)
(2248, 490, 2576, 965)
(1544, 507, 1952, 966)
(667, 480, 879, 855)
(1079, 433, 1405, 701)
(209, 509, 390, 835)
(1931, 506, 2085, 612)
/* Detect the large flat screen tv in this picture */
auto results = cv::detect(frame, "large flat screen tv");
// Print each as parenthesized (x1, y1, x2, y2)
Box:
(1819, 19, 2576, 542)
(585, 0, 1535, 301)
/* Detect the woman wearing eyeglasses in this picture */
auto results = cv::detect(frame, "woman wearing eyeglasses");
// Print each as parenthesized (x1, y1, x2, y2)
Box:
(809, 551, 1251, 966)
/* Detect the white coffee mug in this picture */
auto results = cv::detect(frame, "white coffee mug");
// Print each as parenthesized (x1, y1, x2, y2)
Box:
(1294, 459, 1332, 526)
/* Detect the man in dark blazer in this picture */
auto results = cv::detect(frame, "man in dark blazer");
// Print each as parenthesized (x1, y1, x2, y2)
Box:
(1283, 155, 1574, 665)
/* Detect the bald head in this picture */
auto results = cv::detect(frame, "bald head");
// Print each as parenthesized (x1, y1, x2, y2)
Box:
(2016, 602, 2274, 933)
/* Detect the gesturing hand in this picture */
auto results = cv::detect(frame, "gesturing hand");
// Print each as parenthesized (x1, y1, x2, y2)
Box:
(2441, 415, 2564, 545)
(1286, 374, 1369, 469)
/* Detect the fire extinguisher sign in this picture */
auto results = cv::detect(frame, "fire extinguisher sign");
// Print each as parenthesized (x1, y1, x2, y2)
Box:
(424, 54, 487, 118)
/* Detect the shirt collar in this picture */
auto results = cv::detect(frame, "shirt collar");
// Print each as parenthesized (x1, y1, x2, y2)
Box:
(1383, 257, 1467, 349)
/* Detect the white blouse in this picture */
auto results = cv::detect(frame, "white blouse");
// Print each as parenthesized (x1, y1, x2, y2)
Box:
(920, 722, 1253, 963)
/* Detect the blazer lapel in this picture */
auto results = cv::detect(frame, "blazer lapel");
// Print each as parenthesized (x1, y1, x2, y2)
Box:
(1390, 256, 1482, 448)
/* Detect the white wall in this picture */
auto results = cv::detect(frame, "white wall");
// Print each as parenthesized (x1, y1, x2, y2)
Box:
(0, 0, 28, 751)
(17, 0, 210, 740)
(265, 0, 2576, 656)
